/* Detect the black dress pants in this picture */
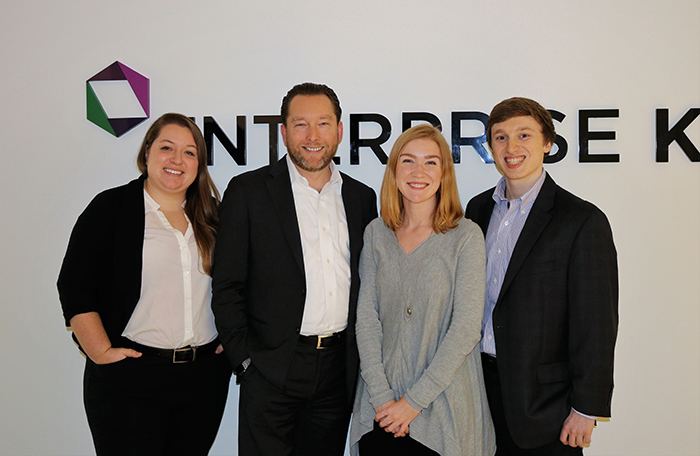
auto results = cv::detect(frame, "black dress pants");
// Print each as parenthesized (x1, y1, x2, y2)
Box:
(481, 353, 583, 456)
(238, 342, 350, 456)
(83, 351, 231, 456)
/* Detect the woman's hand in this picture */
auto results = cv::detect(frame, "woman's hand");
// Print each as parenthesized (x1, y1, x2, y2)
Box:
(92, 347, 142, 365)
(215, 344, 224, 354)
(375, 396, 420, 438)
(70, 312, 141, 364)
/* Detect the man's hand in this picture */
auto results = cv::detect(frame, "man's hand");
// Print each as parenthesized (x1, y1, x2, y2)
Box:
(560, 409, 595, 447)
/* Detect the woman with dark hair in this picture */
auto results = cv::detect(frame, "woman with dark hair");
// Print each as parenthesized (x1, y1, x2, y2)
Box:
(58, 113, 230, 456)
(349, 124, 495, 455)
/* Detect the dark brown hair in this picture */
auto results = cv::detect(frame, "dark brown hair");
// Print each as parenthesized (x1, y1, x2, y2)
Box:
(280, 82, 341, 126)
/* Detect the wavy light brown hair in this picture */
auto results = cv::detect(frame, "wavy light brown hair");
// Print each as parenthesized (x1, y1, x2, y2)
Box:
(136, 113, 220, 275)
(380, 124, 463, 233)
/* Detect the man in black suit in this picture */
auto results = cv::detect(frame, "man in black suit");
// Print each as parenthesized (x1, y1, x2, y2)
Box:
(465, 97, 618, 455)
(212, 82, 377, 456)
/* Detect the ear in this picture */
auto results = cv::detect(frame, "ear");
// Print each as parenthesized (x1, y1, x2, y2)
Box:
(280, 123, 288, 148)
(543, 141, 553, 155)
(337, 120, 344, 143)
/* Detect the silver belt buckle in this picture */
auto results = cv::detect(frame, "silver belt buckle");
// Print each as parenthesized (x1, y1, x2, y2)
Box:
(173, 346, 196, 363)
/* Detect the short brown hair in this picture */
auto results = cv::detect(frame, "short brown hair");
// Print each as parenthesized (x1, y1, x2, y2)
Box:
(380, 124, 463, 233)
(280, 82, 341, 126)
(136, 113, 220, 275)
(486, 97, 556, 150)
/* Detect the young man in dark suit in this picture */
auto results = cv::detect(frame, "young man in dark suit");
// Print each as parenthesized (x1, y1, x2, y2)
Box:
(212, 82, 377, 455)
(465, 97, 619, 455)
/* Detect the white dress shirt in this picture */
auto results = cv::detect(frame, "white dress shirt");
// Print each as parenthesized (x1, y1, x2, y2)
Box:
(122, 190, 218, 349)
(287, 155, 351, 336)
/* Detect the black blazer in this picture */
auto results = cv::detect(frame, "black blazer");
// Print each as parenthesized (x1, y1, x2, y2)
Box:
(466, 173, 619, 449)
(212, 157, 377, 405)
(58, 177, 146, 349)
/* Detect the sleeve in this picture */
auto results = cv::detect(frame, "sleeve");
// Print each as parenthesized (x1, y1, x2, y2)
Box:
(405, 224, 486, 410)
(57, 194, 111, 326)
(567, 207, 619, 417)
(355, 223, 396, 409)
(211, 176, 251, 368)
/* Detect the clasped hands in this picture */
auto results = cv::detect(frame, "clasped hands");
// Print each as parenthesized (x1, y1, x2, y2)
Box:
(374, 397, 420, 438)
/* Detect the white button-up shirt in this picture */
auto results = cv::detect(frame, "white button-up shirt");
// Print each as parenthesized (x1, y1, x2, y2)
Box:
(287, 155, 351, 336)
(122, 190, 218, 349)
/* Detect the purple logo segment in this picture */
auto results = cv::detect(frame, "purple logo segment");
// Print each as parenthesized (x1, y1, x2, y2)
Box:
(86, 61, 150, 137)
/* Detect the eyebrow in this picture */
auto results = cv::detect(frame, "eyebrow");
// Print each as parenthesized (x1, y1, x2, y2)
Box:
(400, 153, 441, 160)
(157, 139, 197, 149)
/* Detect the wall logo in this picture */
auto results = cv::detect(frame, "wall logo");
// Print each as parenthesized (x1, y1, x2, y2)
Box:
(86, 61, 149, 137)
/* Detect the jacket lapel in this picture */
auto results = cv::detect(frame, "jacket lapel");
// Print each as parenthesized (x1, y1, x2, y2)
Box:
(266, 157, 305, 274)
(341, 177, 363, 267)
(497, 173, 556, 303)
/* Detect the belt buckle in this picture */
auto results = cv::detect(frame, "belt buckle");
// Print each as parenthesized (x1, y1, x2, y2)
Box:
(316, 334, 332, 349)
(173, 346, 196, 363)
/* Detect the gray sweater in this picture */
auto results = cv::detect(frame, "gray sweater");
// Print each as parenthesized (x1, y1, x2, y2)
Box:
(349, 218, 495, 455)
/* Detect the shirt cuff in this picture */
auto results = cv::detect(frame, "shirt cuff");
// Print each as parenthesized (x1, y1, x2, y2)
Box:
(572, 407, 597, 421)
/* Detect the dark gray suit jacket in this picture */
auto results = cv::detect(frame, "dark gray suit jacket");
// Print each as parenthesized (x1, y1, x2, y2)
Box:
(466, 173, 619, 449)
(212, 157, 377, 405)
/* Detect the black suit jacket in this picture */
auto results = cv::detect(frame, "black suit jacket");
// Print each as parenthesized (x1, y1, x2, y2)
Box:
(58, 177, 146, 349)
(466, 173, 619, 449)
(212, 157, 377, 405)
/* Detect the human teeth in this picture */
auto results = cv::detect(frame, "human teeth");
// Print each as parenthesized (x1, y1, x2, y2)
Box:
(506, 156, 524, 165)
(408, 183, 428, 189)
(164, 168, 184, 175)
(304, 146, 323, 151)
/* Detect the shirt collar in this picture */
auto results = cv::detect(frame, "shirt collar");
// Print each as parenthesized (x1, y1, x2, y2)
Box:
(492, 169, 547, 206)
(143, 189, 186, 212)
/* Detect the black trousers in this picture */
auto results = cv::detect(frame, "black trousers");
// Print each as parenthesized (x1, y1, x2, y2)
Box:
(238, 342, 350, 456)
(481, 353, 583, 456)
(83, 351, 231, 456)
(358, 421, 439, 456)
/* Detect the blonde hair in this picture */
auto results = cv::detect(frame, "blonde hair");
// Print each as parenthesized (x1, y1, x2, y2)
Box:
(380, 124, 463, 233)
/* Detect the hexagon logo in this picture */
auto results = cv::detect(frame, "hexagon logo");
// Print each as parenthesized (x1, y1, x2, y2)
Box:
(86, 61, 149, 137)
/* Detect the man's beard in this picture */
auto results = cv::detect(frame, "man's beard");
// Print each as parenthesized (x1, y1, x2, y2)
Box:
(287, 145, 337, 172)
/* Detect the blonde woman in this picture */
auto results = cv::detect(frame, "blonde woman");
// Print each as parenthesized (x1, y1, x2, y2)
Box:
(350, 124, 495, 455)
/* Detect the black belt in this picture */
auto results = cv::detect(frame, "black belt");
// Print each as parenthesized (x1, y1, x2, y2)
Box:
(298, 330, 345, 349)
(130, 339, 219, 363)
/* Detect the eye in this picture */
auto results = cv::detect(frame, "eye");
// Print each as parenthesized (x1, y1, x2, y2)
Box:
(520, 133, 531, 139)
(494, 135, 506, 141)
(426, 160, 438, 165)
(185, 150, 197, 157)
(161, 146, 172, 151)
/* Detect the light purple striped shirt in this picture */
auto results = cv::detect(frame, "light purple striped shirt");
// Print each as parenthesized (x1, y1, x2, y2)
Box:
(480, 170, 547, 356)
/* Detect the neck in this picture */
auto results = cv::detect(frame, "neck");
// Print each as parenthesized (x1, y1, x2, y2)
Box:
(296, 164, 332, 193)
(402, 198, 437, 230)
(505, 169, 543, 200)
(144, 180, 186, 211)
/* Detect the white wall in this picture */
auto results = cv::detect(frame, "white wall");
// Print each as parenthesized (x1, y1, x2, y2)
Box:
(1, 1, 698, 455)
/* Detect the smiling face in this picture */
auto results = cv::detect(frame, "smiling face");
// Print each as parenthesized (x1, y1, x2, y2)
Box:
(490, 115, 552, 199)
(281, 94, 343, 176)
(144, 123, 199, 201)
(396, 137, 443, 210)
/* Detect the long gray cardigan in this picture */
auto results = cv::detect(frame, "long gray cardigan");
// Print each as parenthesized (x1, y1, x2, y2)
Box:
(349, 218, 495, 456)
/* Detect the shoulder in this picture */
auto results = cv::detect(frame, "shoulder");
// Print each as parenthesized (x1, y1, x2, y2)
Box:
(465, 187, 495, 214)
(440, 218, 485, 250)
(341, 171, 376, 198)
(550, 184, 611, 226)
(81, 177, 143, 217)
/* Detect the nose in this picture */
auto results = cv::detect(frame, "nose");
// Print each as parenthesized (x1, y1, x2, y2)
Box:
(507, 139, 519, 154)
(307, 125, 320, 142)
(171, 149, 184, 163)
